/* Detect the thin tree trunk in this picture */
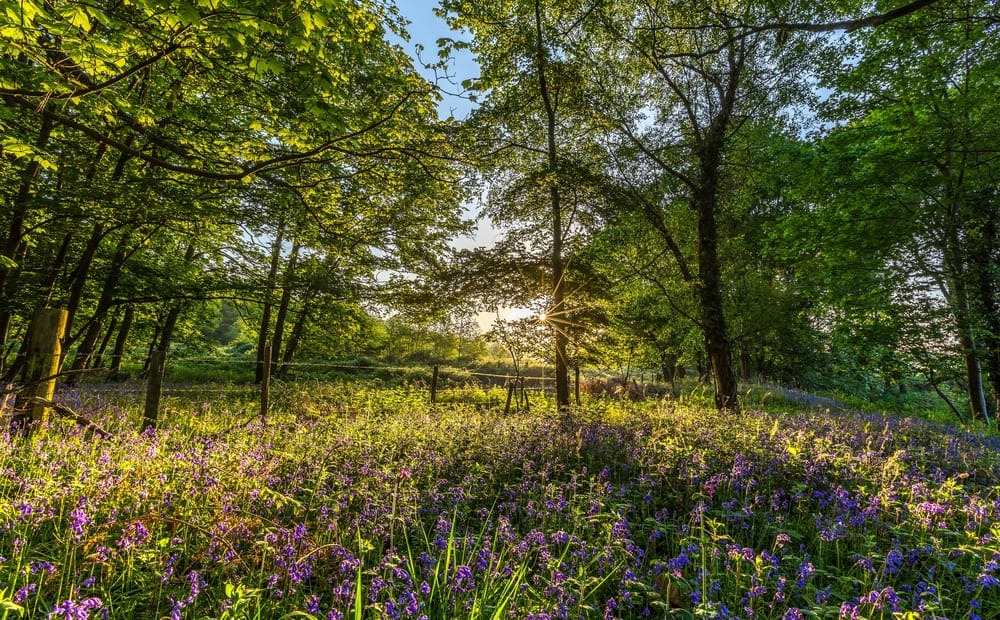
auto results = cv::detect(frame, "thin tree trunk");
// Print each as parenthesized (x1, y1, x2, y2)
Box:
(156, 244, 197, 354)
(140, 324, 162, 377)
(973, 209, 1000, 418)
(3, 322, 32, 382)
(40, 230, 75, 304)
(533, 0, 570, 411)
(256, 221, 286, 383)
(956, 296, 988, 422)
(109, 304, 134, 376)
(90, 310, 119, 369)
(68, 232, 131, 381)
(279, 292, 315, 379)
(62, 224, 107, 347)
(942, 213, 988, 422)
(270, 240, 301, 370)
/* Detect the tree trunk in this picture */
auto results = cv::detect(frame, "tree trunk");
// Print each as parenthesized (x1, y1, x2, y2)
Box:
(279, 292, 314, 379)
(40, 230, 75, 304)
(156, 244, 197, 354)
(972, 208, 1000, 418)
(694, 143, 740, 412)
(256, 221, 286, 383)
(143, 350, 165, 432)
(11, 308, 67, 434)
(140, 324, 161, 377)
(3, 322, 32, 383)
(958, 324, 988, 422)
(90, 310, 119, 369)
(697, 230, 740, 412)
(942, 211, 988, 422)
(952, 282, 989, 421)
(109, 304, 134, 376)
(68, 232, 131, 381)
(270, 240, 301, 370)
(533, 0, 570, 411)
(62, 224, 107, 347)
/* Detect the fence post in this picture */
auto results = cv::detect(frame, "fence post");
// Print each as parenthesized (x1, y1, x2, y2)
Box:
(430, 365, 439, 405)
(142, 350, 165, 432)
(575, 366, 581, 406)
(12, 307, 68, 434)
(504, 377, 514, 414)
(260, 342, 271, 423)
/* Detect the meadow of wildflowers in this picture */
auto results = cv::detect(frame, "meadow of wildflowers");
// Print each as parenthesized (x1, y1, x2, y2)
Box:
(1, 382, 998, 619)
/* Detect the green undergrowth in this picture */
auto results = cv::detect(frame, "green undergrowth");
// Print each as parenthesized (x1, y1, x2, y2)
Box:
(1, 383, 998, 619)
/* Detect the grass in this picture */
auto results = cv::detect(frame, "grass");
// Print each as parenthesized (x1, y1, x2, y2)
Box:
(1, 381, 998, 619)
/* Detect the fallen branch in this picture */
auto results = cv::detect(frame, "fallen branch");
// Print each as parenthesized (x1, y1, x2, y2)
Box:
(20, 396, 112, 439)
(925, 370, 967, 426)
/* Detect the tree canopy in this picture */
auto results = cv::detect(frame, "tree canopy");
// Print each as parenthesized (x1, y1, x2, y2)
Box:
(2, 0, 998, 422)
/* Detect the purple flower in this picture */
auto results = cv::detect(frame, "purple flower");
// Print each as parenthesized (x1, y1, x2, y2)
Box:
(451, 565, 475, 593)
(604, 597, 618, 620)
(68, 506, 92, 541)
(977, 573, 999, 589)
(47, 597, 103, 619)
(13, 584, 36, 604)
(884, 549, 904, 575)
(796, 561, 815, 588)
(116, 522, 150, 551)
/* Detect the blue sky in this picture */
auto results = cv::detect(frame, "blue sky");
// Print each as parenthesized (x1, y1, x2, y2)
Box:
(394, 1, 479, 120)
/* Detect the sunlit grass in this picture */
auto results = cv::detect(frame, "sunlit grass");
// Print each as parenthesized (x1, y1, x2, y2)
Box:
(2, 382, 998, 619)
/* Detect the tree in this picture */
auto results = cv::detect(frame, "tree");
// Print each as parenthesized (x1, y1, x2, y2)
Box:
(1, 0, 467, 383)
(814, 0, 999, 421)
(439, 0, 605, 412)
(584, 0, 824, 411)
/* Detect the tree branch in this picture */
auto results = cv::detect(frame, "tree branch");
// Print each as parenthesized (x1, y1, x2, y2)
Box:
(766, 0, 943, 34)
(14, 90, 423, 181)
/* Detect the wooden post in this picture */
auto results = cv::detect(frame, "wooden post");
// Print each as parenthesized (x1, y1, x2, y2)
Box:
(142, 350, 165, 432)
(430, 365, 439, 405)
(260, 342, 271, 423)
(12, 307, 68, 434)
(504, 378, 514, 414)
(575, 366, 581, 406)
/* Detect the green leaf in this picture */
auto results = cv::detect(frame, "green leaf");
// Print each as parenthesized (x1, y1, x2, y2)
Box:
(1, 600, 25, 613)
(1, 137, 33, 159)
(69, 6, 91, 31)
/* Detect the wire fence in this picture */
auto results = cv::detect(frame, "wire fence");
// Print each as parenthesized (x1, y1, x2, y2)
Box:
(2, 353, 607, 436)
(162, 357, 561, 382)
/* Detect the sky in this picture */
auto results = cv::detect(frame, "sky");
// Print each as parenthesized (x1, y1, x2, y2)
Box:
(393, 2, 478, 121)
